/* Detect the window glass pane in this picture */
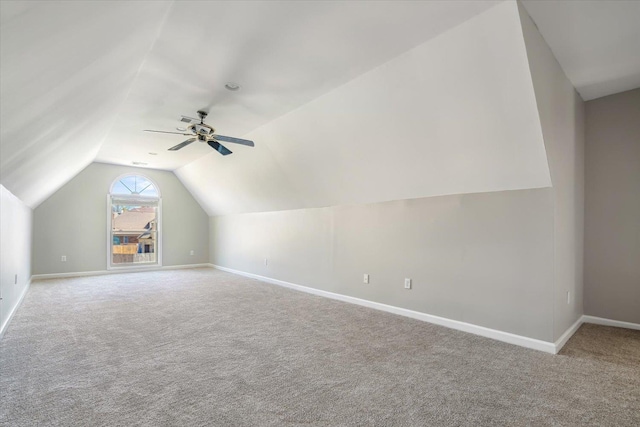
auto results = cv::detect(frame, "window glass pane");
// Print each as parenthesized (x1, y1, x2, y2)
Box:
(111, 175, 158, 197)
(110, 174, 159, 267)
(111, 181, 131, 195)
(111, 203, 158, 265)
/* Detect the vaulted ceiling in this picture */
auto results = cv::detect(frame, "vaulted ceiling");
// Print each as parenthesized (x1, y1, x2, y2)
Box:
(1, 1, 638, 212)
(521, 0, 640, 101)
(177, 1, 551, 215)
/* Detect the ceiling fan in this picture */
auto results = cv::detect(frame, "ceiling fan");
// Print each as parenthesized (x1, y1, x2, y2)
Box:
(144, 110, 254, 155)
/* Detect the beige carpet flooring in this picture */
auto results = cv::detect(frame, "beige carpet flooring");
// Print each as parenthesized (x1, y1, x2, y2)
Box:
(1, 268, 638, 426)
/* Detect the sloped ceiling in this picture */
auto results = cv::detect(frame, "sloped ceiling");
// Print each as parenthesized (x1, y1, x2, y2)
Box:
(177, 1, 551, 215)
(2, 0, 554, 213)
(96, 0, 503, 172)
(0, 1, 171, 207)
(522, 0, 640, 101)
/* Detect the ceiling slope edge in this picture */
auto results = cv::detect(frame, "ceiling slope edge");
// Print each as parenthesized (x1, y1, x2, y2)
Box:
(0, 1, 173, 208)
(521, 0, 640, 101)
(177, 1, 551, 216)
(517, 1, 584, 191)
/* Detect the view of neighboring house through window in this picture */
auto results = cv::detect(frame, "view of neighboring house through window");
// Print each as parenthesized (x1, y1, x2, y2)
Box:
(109, 174, 160, 268)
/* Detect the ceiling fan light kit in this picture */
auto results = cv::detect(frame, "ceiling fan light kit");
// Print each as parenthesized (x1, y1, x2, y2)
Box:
(144, 110, 254, 155)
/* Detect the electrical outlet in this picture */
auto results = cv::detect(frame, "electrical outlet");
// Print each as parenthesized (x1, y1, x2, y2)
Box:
(363, 274, 369, 284)
(61, 255, 67, 262)
(404, 278, 411, 289)
(264, 258, 268, 266)
(190, 250, 195, 256)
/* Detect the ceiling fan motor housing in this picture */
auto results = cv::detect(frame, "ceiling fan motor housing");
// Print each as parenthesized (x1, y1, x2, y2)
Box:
(143, 110, 254, 153)
(192, 123, 215, 136)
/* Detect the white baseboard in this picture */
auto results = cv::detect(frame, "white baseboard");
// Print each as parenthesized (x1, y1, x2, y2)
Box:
(582, 315, 640, 331)
(24, 264, 639, 352)
(551, 315, 640, 353)
(553, 316, 583, 353)
(0, 278, 31, 340)
(211, 264, 559, 354)
(31, 263, 211, 281)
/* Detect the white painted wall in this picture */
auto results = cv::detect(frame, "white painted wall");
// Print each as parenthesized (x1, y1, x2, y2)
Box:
(211, 188, 556, 342)
(518, 3, 586, 341)
(178, 1, 551, 216)
(32, 163, 209, 275)
(0, 185, 32, 337)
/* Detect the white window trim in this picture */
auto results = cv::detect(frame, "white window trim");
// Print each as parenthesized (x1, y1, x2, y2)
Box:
(107, 174, 162, 271)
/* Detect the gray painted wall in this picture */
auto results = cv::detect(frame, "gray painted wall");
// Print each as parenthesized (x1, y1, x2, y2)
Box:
(518, 3, 585, 340)
(208, 5, 591, 345)
(211, 189, 556, 342)
(585, 88, 640, 324)
(33, 163, 209, 274)
(0, 185, 32, 336)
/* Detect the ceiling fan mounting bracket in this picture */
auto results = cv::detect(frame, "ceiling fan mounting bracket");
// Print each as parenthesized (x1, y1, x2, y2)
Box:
(197, 110, 208, 122)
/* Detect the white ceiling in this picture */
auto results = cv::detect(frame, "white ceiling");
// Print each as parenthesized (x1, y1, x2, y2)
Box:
(0, 1, 171, 207)
(522, 0, 640, 101)
(2, 0, 637, 211)
(1, 0, 502, 207)
(95, 0, 502, 170)
(177, 1, 551, 215)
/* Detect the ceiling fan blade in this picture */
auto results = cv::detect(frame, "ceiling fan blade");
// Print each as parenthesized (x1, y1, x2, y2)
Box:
(212, 134, 254, 147)
(144, 129, 193, 136)
(208, 140, 233, 155)
(180, 115, 200, 124)
(168, 138, 196, 151)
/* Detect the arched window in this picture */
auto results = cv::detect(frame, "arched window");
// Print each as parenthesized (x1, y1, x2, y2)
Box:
(111, 175, 159, 197)
(108, 174, 161, 268)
